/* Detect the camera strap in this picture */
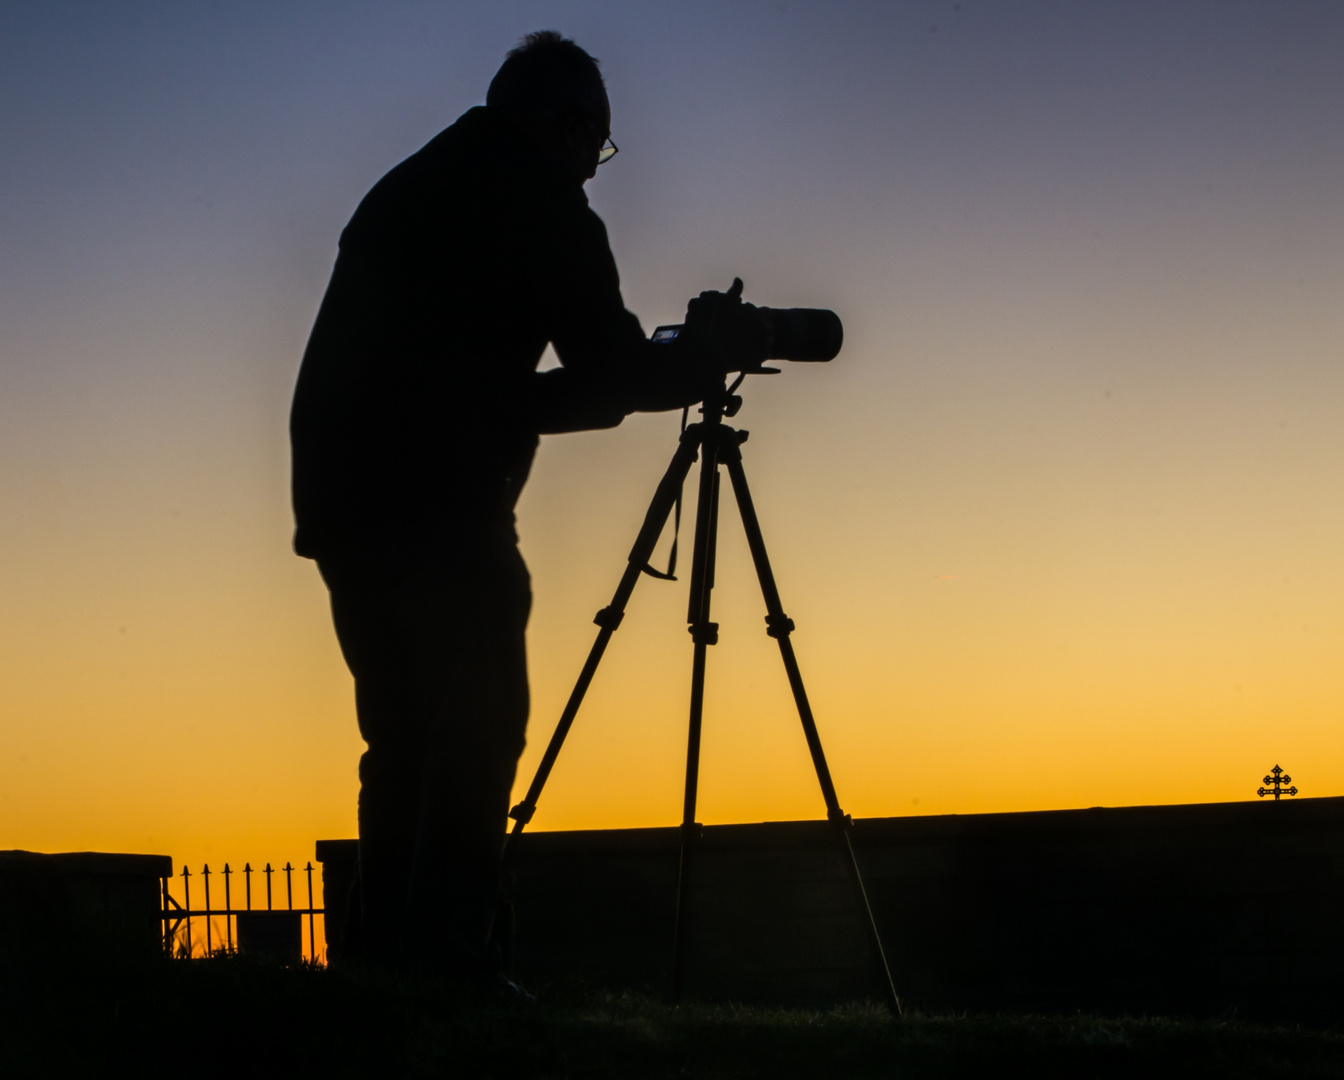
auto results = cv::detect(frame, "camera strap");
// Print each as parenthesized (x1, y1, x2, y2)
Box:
(640, 406, 689, 581)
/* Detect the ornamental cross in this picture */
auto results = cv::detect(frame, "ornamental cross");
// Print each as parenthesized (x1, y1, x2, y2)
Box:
(1257, 764, 1298, 801)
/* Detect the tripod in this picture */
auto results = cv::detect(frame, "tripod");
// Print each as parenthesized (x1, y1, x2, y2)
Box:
(505, 383, 901, 1017)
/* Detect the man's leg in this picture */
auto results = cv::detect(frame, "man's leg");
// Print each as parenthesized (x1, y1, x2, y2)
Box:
(322, 551, 427, 968)
(402, 538, 531, 977)
(321, 534, 531, 975)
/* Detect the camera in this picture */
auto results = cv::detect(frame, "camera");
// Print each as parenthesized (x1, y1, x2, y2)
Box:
(651, 280, 843, 369)
(651, 308, 842, 366)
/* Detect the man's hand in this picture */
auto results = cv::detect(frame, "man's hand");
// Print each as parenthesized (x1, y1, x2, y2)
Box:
(625, 277, 766, 414)
(683, 277, 768, 372)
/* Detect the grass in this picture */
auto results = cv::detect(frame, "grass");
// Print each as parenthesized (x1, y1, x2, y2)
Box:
(4, 953, 1344, 1078)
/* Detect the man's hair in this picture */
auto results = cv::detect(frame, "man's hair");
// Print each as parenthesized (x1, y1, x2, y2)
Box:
(486, 31, 606, 119)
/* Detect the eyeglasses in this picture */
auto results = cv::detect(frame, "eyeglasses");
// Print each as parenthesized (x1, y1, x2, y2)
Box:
(597, 138, 619, 166)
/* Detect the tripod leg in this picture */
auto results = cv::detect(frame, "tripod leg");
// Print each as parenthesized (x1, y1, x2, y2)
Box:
(721, 450, 903, 1018)
(505, 429, 703, 844)
(671, 427, 724, 1001)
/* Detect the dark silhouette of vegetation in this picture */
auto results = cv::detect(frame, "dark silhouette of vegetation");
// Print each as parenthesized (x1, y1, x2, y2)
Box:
(4, 951, 1344, 1078)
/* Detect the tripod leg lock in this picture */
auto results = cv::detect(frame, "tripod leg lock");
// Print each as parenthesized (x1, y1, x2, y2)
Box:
(593, 606, 625, 631)
(765, 614, 796, 639)
(828, 808, 853, 829)
(680, 821, 703, 842)
(508, 802, 536, 825)
(688, 621, 719, 645)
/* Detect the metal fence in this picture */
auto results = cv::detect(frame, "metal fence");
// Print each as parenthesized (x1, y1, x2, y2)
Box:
(161, 861, 323, 963)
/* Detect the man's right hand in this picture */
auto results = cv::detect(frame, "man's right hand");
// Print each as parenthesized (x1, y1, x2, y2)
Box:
(683, 277, 768, 373)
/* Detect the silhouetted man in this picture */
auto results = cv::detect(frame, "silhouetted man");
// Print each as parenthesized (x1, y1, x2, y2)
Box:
(290, 32, 715, 989)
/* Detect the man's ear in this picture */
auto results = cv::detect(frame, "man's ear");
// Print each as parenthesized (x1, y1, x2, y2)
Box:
(561, 109, 590, 151)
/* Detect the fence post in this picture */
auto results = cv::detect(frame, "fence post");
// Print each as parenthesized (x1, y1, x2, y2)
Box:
(202, 864, 212, 956)
(161, 874, 172, 953)
(305, 862, 316, 962)
(181, 865, 192, 959)
(264, 863, 273, 911)
(223, 864, 233, 951)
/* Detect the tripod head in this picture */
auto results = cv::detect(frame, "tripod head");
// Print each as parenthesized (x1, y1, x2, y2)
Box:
(689, 367, 774, 422)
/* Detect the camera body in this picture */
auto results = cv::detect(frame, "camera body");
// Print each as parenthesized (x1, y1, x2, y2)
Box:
(651, 306, 842, 367)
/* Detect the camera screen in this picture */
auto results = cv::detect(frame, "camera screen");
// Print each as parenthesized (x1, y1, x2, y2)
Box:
(650, 325, 682, 345)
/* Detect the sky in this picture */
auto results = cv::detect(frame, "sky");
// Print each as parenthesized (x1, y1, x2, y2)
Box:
(1, 1, 1341, 876)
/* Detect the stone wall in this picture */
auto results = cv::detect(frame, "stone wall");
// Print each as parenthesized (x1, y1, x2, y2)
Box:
(0, 851, 171, 973)
(316, 797, 1344, 1019)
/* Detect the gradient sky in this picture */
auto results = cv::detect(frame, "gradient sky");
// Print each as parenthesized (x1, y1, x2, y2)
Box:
(2, 1, 1341, 873)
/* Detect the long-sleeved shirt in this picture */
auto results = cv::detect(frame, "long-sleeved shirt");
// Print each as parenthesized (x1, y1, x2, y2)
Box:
(290, 106, 690, 559)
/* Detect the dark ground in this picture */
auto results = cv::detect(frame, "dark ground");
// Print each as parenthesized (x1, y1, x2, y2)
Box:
(3, 953, 1344, 1079)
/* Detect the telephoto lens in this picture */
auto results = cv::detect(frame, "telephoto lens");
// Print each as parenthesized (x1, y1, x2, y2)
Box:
(758, 308, 843, 362)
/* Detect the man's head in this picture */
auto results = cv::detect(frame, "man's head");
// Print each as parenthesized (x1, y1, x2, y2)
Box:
(487, 31, 611, 184)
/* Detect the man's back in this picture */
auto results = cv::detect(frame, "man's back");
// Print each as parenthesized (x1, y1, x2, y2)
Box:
(290, 105, 642, 558)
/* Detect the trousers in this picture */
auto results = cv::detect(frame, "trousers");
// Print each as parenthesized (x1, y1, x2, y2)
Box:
(318, 526, 531, 974)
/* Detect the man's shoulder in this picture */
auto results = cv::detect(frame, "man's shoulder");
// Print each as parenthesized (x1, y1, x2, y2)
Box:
(337, 111, 478, 250)
(337, 108, 592, 263)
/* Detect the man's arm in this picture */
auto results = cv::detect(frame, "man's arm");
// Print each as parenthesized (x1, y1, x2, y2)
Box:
(528, 365, 627, 434)
(524, 201, 718, 433)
